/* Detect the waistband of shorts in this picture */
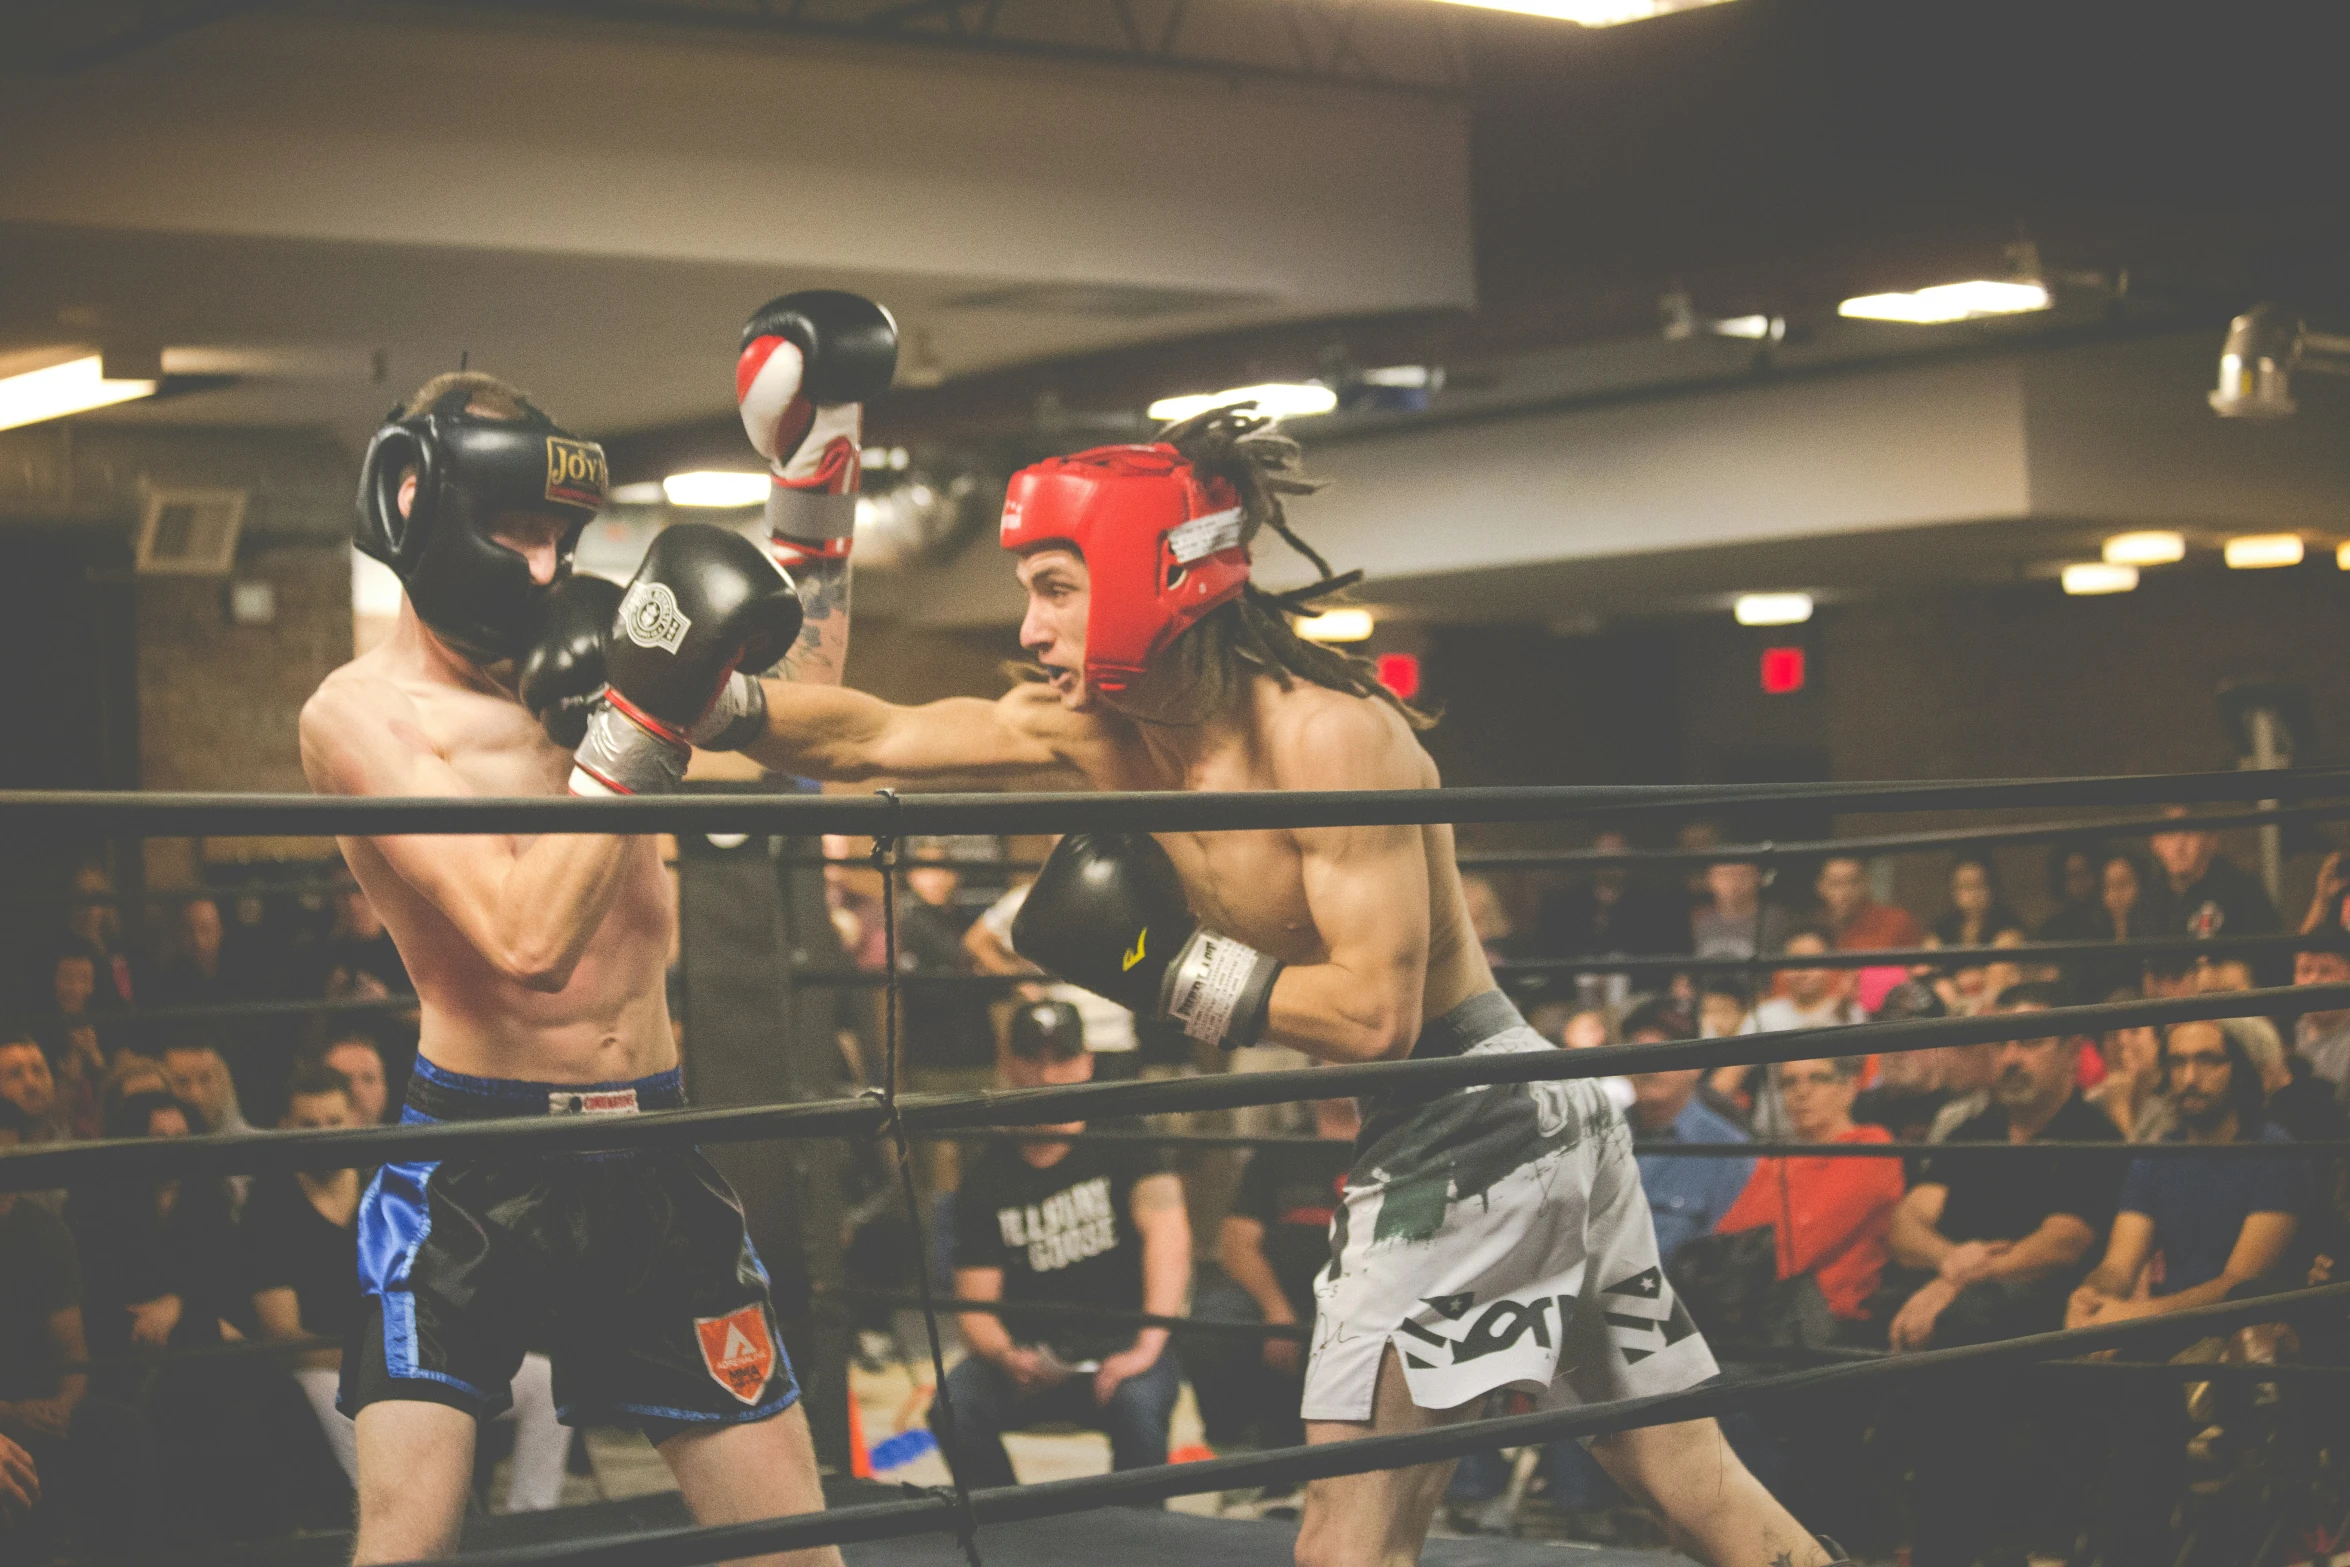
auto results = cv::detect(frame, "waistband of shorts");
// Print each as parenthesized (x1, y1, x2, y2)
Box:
(402, 1057, 687, 1124)
(1405, 990, 1526, 1061)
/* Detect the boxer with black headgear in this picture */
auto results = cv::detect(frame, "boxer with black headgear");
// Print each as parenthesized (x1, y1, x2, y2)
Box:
(300, 311, 893, 1564)
(722, 406, 1843, 1567)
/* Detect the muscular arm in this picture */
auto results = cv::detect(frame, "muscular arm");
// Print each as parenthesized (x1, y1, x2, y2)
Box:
(1977, 1213, 2098, 1282)
(2080, 1210, 2156, 1299)
(953, 1266, 1017, 1364)
(300, 676, 634, 992)
(1887, 1183, 1954, 1271)
(1129, 1172, 1190, 1362)
(1219, 1216, 1295, 1326)
(740, 682, 1068, 783)
(1261, 703, 1430, 1062)
(774, 557, 852, 688)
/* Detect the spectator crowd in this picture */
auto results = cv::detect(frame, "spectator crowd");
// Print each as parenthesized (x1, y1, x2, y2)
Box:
(5, 813, 2349, 1566)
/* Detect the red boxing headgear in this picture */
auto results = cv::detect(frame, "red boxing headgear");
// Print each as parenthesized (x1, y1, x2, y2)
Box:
(1000, 443, 1248, 695)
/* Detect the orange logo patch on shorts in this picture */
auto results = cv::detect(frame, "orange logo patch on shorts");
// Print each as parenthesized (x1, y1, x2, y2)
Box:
(695, 1305, 774, 1405)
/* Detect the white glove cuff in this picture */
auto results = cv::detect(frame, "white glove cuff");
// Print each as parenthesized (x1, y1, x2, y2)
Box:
(688, 670, 768, 751)
(1160, 929, 1278, 1048)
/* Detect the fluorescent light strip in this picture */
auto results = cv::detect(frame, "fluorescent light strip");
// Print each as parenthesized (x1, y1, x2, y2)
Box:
(1148, 383, 1337, 423)
(1294, 608, 1373, 643)
(2224, 534, 2304, 569)
(1733, 592, 1812, 627)
(662, 471, 771, 508)
(0, 354, 158, 433)
(1838, 280, 2051, 325)
(2102, 531, 2184, 567)
(1424, 0, 1736, 24)
(2062, 562, 2138, 596)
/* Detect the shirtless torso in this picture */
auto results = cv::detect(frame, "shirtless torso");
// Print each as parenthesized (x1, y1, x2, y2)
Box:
(302, 617, 673, 1085)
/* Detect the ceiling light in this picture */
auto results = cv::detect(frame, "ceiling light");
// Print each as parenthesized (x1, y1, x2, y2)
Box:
(1733, 592, 1813, 626)
(1359, 365, 1440, 389)
(1710, 314, 1782, 341)
(1148, 383, 1337, 423)
(1424, 0, 1736, 24)
(2224, 534, 2304, 569)
(662, 471, 769, 508)
(609, 481, 666, 506)
(1295, 608, 1373, 642)
(0, 353, 157, 433)
(1837, 280, 2051, 325)
(2102, 531, 2184, 567)
(2338, 542, 2350, 571)
(2062, 562, 2138, 595)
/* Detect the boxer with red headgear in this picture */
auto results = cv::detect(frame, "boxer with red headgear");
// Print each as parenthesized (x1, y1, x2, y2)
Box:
(732, 406, 1839, 1567)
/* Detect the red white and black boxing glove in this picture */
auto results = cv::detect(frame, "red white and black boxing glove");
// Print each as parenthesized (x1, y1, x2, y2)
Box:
(569, 525, 803, 796)
(1011, 832, 1284, 1051)
(736, 291, 898, 578)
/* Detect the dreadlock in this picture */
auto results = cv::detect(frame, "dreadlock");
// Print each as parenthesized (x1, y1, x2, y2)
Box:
(1151, 403, 1435, 729)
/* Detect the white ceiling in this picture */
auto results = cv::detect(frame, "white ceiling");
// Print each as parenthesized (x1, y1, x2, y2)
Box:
(0, 5, 1472, 448)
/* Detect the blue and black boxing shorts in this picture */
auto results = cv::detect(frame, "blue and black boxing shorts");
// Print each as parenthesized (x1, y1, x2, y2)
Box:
(341, 1059, 798, 1443)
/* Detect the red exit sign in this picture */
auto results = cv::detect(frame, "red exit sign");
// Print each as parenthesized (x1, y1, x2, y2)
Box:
(1760, 646, 1806, 694)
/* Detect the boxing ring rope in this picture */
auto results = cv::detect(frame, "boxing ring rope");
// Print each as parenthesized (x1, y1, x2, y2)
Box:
(6, 981, 2344, 1190)
(6, 772, 2345, 1566)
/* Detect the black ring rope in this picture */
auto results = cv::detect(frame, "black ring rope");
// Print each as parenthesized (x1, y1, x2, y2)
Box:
(865, 800, 986, 1567)
(828, 1286, 2350, 1384)
(6, 764, 2347, 837)
(7, 982, 2346, 1191)
(29, 926, 2333, 1042)
(939, 1128, 2350, 1159)
(374, 1280, 2350, 1567)
(29, 797, 2345, 918)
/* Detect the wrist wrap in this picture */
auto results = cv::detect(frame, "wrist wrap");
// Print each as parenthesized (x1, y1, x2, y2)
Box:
(1160, 930, 1283, 1050)
(570, 691, 690, 796)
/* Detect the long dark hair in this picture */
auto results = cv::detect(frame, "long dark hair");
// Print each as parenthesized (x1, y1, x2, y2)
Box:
(1151, 405, 1433, 729)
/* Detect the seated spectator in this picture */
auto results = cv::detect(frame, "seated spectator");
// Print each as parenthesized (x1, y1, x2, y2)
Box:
(0, 1034, 71, 1167)
(2086, 1000, 2170, 1141)
(1886, 1009, 2120, 1352)
(2292, 930, 2350, 1090)
(1690, 859, 1796, 960)
(316, 1029, 393, 1125)
(1815, 854, 1922, 952)
(2069, 1017, 2308, 1564)
(40, 940, 111, 1140)
(1715, 1057, 1904, 1340)
(1532, 832, 1688, 1005)
(96, 1051, 170, 1131)
(1852, 979, 1950, 1142)
(161, 1040, 250, 1136)
(1556, 1000, 1635, 1113)
(66, 1091, 245, 1362)
(0, 1100, 156, 1558)
(1928, 855, 2020, 952)
(243, 1064, 576, 1511)
(935, 1003, 1189, 1488)
(2046, 851, 2151, 1000)
(2032, 843, 2104, 943)
(311, 879, 409, 1000)
(2151, 807, 2282, 980)
(1923, 981, 2064, 1142)
(1624, 1000, 1753, 1265)
(1884, 1012, 2122, 1567)
(1696, 976, 1755, 1042)
(1188, 1088, 1357, 1468)
(1729, 928, 1862, 1137)
(61, 860, 139, 1006)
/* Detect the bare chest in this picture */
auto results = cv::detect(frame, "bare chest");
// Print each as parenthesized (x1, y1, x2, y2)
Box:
(1089, 743, 1321, 961)
(405, 680, 572, 796)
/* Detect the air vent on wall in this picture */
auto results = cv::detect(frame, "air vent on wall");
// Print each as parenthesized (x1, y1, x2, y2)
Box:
(135, 487, 247, 576)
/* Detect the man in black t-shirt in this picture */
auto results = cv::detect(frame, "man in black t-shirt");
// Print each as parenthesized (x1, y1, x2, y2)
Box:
(1188, 1092, 1356, 1455)
(0, 1102, 155, 1557)
(934, 1002, 1192, 1488)
(1879, 1004, 2122, 1567)
(1886, 1008, 2121, 1351)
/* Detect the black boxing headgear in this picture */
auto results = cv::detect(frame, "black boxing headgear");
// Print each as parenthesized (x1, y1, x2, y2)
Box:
(355, 387, 608, 662)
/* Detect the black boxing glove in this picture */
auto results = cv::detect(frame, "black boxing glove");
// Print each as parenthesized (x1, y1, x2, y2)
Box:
(736, 290, 898, 575)
(569, 525, 801, 796)
(519, 574, 622, 749)
(1011, 832, 1284, 1051)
